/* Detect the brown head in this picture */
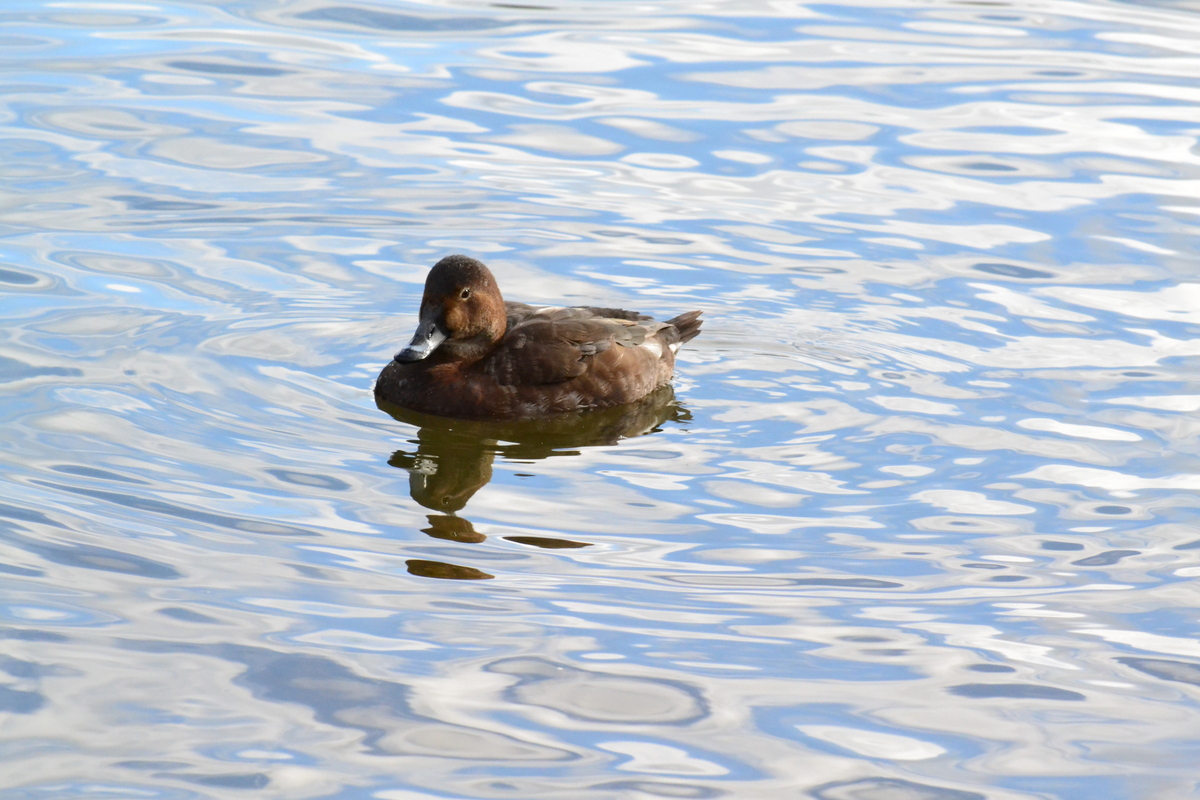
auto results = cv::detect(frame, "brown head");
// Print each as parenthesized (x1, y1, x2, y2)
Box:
(394, 255, 507, 365)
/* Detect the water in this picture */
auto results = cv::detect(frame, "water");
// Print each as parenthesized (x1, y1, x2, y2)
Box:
(2, 0, 1200, 797)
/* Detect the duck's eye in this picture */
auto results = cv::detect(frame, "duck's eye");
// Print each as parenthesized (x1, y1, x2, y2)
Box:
(460, 288, 471, 299)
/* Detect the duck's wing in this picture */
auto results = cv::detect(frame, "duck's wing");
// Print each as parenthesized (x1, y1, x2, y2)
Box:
(573, 306, 653, 323)
(487, 306, 660, 386)
(506, 303, 651, 324)
(503, 301, 539, 327)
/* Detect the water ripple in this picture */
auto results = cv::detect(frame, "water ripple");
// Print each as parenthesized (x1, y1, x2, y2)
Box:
(3, 0, 1200, 797)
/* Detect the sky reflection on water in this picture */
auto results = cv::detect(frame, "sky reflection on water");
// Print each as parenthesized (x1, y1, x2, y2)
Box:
(2, 0, 1200, 798)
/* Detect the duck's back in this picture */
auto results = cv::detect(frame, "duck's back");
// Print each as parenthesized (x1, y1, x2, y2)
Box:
(487, 304, 680, 385)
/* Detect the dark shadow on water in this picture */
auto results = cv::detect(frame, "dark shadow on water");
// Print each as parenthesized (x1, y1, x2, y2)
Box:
(406, 559, 494, 580)
(377, 385, 687, 576)
(421, 514, 485, 543)
(503, 535, 591, 549)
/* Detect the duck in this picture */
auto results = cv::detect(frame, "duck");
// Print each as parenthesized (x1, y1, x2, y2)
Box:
(374, 255, 702, 420)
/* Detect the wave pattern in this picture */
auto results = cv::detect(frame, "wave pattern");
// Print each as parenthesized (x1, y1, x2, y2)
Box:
(3, 0, 1200, 797)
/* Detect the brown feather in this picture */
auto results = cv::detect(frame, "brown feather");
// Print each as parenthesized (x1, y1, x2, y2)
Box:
(375, 255, 703, 419)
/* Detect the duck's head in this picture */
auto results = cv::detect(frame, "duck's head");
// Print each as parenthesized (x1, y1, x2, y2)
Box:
(394, 255, 507, 365)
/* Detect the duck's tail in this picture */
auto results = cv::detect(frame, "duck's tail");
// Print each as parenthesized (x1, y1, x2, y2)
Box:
(665, 310, 703, 345)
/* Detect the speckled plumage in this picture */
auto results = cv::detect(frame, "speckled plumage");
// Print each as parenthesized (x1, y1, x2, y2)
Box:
(375, 255, 702, 420)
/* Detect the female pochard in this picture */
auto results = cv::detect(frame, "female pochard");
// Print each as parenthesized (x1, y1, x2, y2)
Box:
(375, 255, 702, 420)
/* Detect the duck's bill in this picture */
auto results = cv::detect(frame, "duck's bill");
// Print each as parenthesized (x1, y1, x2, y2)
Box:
(394, 318, 448, 363)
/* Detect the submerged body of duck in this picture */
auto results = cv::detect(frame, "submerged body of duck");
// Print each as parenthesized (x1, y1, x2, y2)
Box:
(374, 255, 702, 420)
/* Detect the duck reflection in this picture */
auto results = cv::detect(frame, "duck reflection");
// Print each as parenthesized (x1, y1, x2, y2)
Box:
(379, 385, 686, 567)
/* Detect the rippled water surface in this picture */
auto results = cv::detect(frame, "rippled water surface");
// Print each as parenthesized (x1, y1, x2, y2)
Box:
(4, 0, 1200, 797)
